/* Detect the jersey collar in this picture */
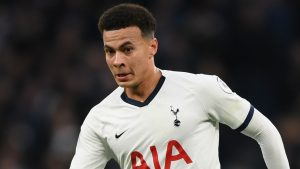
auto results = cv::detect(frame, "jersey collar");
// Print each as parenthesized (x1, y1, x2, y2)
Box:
(121, 75, 165, 107)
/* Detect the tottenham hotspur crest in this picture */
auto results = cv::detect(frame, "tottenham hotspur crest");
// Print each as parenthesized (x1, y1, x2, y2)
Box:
(170, 106, 181, 127)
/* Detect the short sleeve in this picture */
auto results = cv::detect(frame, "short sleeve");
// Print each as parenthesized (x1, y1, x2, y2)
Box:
(203, 75, 252, 130)
(70, 114, 111, 169)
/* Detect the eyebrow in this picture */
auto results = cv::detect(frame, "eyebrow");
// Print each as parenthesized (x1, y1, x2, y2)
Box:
(104, 41, 133, 50)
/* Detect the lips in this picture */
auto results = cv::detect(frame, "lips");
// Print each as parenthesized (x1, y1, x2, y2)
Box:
(115, 73, 131, 82)
(117, 73, 128, 77)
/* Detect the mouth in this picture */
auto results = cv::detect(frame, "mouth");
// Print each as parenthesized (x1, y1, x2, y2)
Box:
(115, 73, 131, 82)
(116, 73, 128, 77)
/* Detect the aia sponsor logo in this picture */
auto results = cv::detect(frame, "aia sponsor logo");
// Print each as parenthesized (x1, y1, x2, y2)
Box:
(131, 140, 192, 169)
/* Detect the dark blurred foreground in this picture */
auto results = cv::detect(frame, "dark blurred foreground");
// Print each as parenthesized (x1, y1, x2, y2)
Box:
(0, 0, 300, 169)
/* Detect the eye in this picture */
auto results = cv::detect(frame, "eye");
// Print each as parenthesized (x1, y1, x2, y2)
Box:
(104, 48, 115, 56)
(123, 47, 133, 55)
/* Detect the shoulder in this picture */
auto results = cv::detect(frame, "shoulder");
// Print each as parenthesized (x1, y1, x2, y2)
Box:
(89, 87, 123, 116)
(161, 69, 219, 90)
(161, 69, 235, 100)
(82, 87, 123, 128)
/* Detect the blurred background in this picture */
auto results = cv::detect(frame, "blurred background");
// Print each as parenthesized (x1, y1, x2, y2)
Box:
(0, 0, 300, 168)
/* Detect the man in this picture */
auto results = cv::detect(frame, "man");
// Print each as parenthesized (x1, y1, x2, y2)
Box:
(70, 3, 290, 169)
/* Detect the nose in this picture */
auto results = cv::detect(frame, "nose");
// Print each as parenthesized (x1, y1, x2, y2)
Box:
(112, 52, 125, 67)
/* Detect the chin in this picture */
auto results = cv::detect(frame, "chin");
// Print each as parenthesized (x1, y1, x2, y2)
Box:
(116, 81, 131, 88)
(116, 80, 137, 89)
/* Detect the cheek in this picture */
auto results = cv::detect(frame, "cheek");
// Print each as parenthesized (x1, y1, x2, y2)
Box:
(105, 58, 110, 67)
(133, 56, 150, 73)
(105, 58, 114, 70)
(105, 56, 113, 65)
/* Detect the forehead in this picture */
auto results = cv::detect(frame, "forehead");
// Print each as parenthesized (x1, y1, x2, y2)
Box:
(103, 26, 144, 47)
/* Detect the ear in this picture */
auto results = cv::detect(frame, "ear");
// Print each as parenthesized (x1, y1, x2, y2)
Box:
(149, 38, 158, 57)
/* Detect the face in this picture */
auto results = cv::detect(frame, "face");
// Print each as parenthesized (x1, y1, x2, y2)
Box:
(103, 26, 158, 89)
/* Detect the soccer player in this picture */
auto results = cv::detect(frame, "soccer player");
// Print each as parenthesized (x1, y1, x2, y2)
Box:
(70, 3, 290, 169)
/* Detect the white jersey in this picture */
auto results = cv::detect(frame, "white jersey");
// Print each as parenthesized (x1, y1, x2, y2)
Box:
(70, 70, 254, 169)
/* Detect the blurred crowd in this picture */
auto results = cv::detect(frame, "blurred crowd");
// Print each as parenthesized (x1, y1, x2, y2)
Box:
(0, 0, 299, 169)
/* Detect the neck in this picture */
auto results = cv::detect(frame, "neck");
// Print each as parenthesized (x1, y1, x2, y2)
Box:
(125, 68, 162, 102)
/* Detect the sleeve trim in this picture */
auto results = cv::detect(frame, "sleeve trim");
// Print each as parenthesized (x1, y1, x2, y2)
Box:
(235, 105, 255, 132)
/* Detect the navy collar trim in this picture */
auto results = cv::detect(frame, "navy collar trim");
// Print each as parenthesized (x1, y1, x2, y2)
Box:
(121, 75, 165, 107)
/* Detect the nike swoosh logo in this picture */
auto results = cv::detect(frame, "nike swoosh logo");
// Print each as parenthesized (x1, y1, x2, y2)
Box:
(115, 130, 126, 139)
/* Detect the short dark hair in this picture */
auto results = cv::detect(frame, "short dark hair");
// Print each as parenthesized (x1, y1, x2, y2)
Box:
(98, 3, 156, 38)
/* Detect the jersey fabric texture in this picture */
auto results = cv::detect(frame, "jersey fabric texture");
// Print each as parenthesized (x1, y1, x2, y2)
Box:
(70, 70, 254, 169)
